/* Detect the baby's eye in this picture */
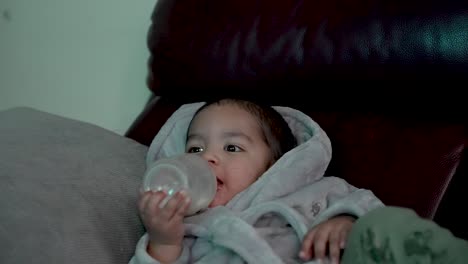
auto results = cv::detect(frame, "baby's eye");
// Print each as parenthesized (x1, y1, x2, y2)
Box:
(187, 146, 204, 153)
(225, 144, 242, 152)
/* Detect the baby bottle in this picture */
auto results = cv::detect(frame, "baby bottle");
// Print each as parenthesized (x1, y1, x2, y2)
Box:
(142, 153, 216, 216)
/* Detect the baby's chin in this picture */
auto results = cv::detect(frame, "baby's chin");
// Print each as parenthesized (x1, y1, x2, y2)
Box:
(208, 193, 228, 208)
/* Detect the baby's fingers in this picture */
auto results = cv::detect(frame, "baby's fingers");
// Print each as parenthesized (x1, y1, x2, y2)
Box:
(329, 230, 341, 264)
(138, 191, 165, 215)
(339, 227, 351, 249)
(299, 228, 317, 260)
(138, 191, 151, 213)
(160, 190, 190, 220)
(147, 191, 168, 213)
(313, 229, 329, 261)
(174, 193, 191, 219)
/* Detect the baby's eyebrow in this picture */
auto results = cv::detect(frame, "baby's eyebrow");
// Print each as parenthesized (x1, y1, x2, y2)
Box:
(186, 134, 203, 142)
(187, 131, 253, 143)
(222, 131, 253, 143)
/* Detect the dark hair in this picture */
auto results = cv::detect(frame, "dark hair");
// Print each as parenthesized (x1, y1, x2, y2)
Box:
(187, 98, 297, 162)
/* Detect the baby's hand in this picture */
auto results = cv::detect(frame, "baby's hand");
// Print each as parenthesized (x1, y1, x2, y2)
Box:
(299, 215, 355, 264)
(138, 190, 191, 246)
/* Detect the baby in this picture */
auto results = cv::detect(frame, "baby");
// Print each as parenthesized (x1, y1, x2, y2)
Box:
(131, 98, 384, 264)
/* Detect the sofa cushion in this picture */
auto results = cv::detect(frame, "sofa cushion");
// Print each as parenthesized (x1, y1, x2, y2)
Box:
(0, 107, 147, 264)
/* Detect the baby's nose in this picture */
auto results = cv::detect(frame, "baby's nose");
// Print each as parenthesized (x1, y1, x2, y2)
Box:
(201, 151, 219, 165)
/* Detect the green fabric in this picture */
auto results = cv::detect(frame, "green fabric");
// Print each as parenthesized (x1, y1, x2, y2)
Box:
(342, 206, 468, 264)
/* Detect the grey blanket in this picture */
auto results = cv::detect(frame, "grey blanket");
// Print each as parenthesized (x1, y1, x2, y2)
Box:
(1, 107, 148, 264)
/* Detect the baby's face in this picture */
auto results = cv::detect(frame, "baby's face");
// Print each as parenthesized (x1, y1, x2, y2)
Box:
(186, 104, 273, 207)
